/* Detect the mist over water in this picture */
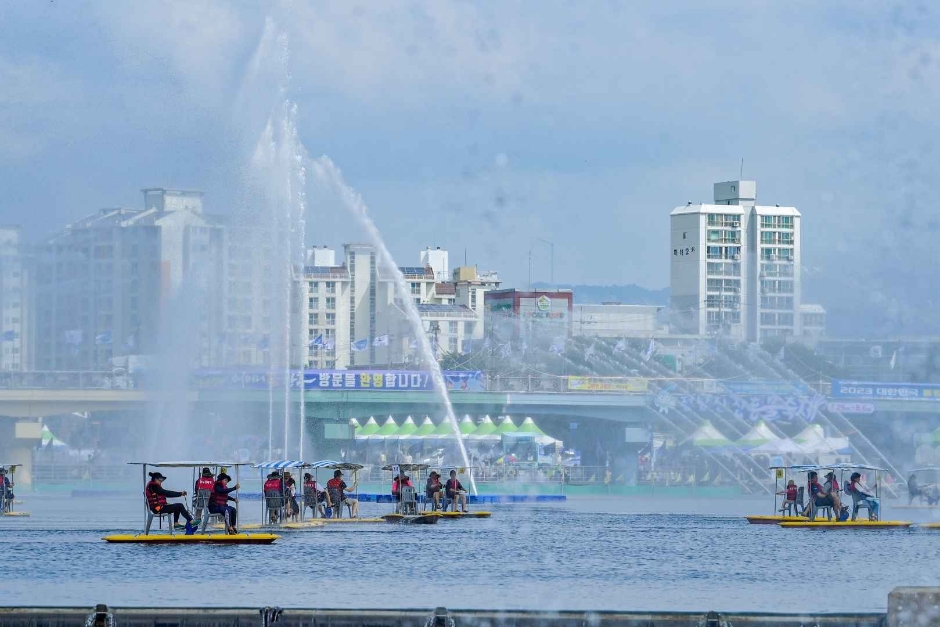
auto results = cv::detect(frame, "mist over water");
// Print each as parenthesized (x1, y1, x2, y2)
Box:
(313, 156, 478, 494)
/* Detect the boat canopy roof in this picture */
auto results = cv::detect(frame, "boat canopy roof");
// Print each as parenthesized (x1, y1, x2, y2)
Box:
(308, 460, 364, 470)
(0, 464, 21, 470)
(254, 460, 308, 470)
(128, 461, 250, 468)
(383, 463, 430, 471)
(784, 462, 887, 473)
(910, 466, 940, 474)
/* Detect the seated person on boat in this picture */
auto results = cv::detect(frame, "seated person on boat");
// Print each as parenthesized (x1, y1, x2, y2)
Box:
(392, 470, 413, 502)
(808, 471, 840, 519)
(847, 472, 879, 520)
(263, 472, 285, 523)
(146, 471, 198, 534)
(303, 472, 329, 517)
(776, 479, 800, 516)
(446, 470, 468, 513)
(327, 469, 358, 517)
(193, 467, 215, 519)
(426, 471, 444, 511)
(284, 471, 299, 520)
(908, 474, 923, 504)
(210, 472, 240, 534)
(0, 467, 13, 500)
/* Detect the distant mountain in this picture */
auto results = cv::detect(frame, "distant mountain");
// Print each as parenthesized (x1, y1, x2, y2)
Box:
(531, 282, 669, 305)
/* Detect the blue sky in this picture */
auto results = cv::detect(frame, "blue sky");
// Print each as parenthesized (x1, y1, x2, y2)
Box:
(2, 1, 938, 330)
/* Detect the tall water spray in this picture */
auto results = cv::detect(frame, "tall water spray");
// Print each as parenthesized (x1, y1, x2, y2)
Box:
(313, 157, 478, 495)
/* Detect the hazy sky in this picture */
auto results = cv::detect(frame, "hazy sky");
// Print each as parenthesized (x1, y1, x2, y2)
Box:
(2, 1, 938, 329)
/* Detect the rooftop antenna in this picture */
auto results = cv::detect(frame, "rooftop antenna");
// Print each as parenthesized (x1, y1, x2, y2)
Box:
(464, 248, 468, 266)
(740, 158, 744, 179)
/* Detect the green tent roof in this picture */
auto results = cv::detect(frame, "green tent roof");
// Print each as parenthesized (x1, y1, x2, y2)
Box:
(471, 415, 497, 439)
(433, 419, 457, 437)
(358, 417, 380, 437)
(495, 416, 518, 434)
(414, 417, 436, 438)
(517, 417, 545, 435)
(376, 417, 400, 437)
(394, 416, 418, 439)
(459, 416, 477, 436)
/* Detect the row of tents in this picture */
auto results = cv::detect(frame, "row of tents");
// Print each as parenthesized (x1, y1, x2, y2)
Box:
(687, 420, 852, 456)
(352, 415, 559, 445)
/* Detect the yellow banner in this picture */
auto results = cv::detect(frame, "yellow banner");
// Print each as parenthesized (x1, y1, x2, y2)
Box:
(567, 377, 648, 393)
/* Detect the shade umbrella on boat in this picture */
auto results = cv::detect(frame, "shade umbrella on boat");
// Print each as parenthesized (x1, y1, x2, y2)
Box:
(414, 416, 436, 439)
(689, 420, 731, 449)
(495, 416, 518, 435)
(392, 416, 418, 440)
(470, 415, 498, 441)
(736, 421, 781, 450)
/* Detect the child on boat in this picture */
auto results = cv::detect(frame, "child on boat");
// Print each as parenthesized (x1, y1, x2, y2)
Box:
(777, 479, 800, 516)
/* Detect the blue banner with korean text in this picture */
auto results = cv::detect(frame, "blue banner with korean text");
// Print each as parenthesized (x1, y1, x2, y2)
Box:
(831, 380, 940, 400)
(191, 369, 485, 392)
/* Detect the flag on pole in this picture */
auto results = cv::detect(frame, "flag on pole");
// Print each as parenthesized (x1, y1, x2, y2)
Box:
(614, 338, 626, 352)
(584, 343, 596, 361)
(309, 334, 323, 349)
(324, 337, 335, 350)
(462, 341, 472, 354)
(373, 334, 390, 347)
(776, 345, 785, 361)
(351, 339, 368, 352)
(95, 331, 112, 345)
(550, 336, 566, 354)
(123, 333, 136, 351)
(64, 329, 83, 345)
(258, 335, 270, 350)
(1, 330, 14, 342)
(889, 350, 897, 370)
(408, 337, 418, 350)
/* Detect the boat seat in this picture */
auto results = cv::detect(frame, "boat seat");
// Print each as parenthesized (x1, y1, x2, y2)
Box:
(400, 486, 418, 515)
(807, 501, 833, 521)
(303, 487, 323, 518)
(194, 489, 227, 533)
(850, 492, 878, 521)
(328, 487, 351, 518)
(264, 490, 286, 524)
(144, 494, 176, 536)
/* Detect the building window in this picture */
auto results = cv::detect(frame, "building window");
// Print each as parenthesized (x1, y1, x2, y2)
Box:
(325, 313, 336, 326)
(464, 321, 475, 336)
(448, 321, 458, 335)
(326, 297, 336, 310)
(310, 282, 318, 294)
(410, 282, 421, 295)
(449, 337, 458, 352)
(309, 313, 319, 326)
(325, 282, 336, 294)
(310, 297, 319, 310)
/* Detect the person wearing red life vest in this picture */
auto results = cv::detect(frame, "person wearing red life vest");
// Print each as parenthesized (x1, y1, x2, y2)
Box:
(326, 469, 359, 517)
(776, 479, 800, 516)
(303, 472, 329, 517)
(446, 469, 468, 512)
(145, 471, 197, 534)
(192, 467, 215, 519)
(425, 470, 444, 511)
(263, 472, 285, 524)
(0, 467, 13, 511)
(209, 472, 240, 534)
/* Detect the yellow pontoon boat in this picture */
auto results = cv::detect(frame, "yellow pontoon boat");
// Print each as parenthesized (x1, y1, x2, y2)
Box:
(0, 464, 29, 517)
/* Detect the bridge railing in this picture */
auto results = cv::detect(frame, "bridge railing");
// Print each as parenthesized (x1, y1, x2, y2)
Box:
(0, 371, 135, 390)
(0, 370, 833, 396)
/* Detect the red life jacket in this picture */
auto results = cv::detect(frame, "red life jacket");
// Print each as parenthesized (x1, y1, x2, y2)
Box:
(146, 480, 166, 511)
(304, 480, 318, 492)
(210, 481, 230, 507)
(392, 477, 400, 494)
(263, 478, 283, 493)
(786, 486, 798, 500)
(195, 477, 215, 492)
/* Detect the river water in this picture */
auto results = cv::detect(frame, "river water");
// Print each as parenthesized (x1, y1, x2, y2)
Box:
(3, 493, 940, 612)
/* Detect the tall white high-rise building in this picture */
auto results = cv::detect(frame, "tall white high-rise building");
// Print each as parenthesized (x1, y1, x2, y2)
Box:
(0, 227, 30, 370)
(670, 180, 802, 342)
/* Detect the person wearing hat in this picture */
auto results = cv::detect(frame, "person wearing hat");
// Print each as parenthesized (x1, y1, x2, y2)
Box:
(192, 467, 215, 521)
(0, 467, 13, 512)
(425, 470, 444, 511)
(446, 469, 469, 513)
(326, 468, 359, 517)
(283, 471, 299, 521)
(146, 471, 198, 534)
(209, 472, 240, 534)
(303, 472, 329, 517)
